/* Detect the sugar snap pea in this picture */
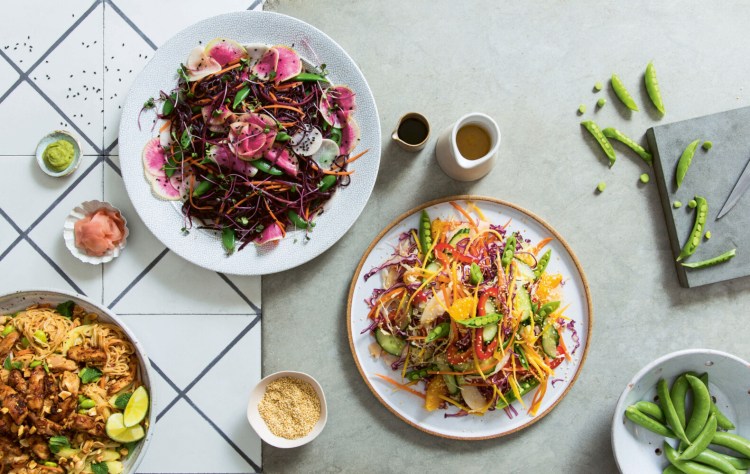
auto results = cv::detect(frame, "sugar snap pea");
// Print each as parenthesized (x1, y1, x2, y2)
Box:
(711, 432, 750, 458)
(419, 210, 433, 260)
(469, 263, 483, 285)
(698, 373, 736, 430)
(221, 227, 235, 253)
(582, 120, 616, 166)
(664, 442, 722, 474)
(691, 448, 737, 474)
(425, 322, 450, 343)
(681, 414, 717, 460)
(536, 301, 560, 322)
(715, 452, 750, 470)
(670, 374, 690, 429)
(676, 139, 702, 188)
(677, 196, 707, 262)
(685, 374, 712, 441)
(658, 378, 690, 444)
(535, 249, 551, 279)
(663, 466, 682, 474)
(288, 210, 314, 231)
(611, 74, 640, 111)
(681, 248, 736, 269)
(292, 72, 330, 83)
(318, 174, 337, 191)
(232, 85, 250, 110)
(501, 235, 516, 268)
(634, 401, 665, 422)
(275, 132, 292, 142)
(602, 127, 653, 165)
(645, 61, 666, 114)
(625, 406, 676, 438)
(455, 312, 502, 328)
(250, 159, 283, 176)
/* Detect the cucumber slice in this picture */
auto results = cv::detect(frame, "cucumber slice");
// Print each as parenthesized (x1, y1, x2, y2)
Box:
(425, 261, 441, 274)
(514, 260, 536, 283)
(514, 285, 532, 322)
(449, 228, 470, 246)
(375, 328, 406, 356)
(541, 325, 559, 358)
(481, 323, 498, 343)
(496, 378, 541, 409)
(435, 356, 460, 395)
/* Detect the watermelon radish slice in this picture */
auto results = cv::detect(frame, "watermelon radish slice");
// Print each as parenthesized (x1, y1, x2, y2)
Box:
(311, 139, 339, 169)
(185, 46, 221, 82)
(201, 104, 235, 133)
(142, 137, 167, 178)
(319, 85, 356, 128)
(264, 145, 298, 177)
(148, 174, 181, 201)
(254, 222, 284, 245)
(251, 47, 279, 81)
(228, 113, 277, 159)
(169, 173, 189, 199)
(339, 117, 361, 155)
(291, 125, 322, 156)
(208, 145, 258, 177)
(244, 43, 269, 68)
(272, 45, 302, 84)
(205, 38, 247, 67)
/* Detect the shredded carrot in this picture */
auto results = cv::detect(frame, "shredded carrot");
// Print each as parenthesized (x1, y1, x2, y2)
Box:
(205, 62, 242, 80)
(449, 201, 476, 228)
(533, 237, 553, 255)
(263, 199, 286, 237)
(320, 169, 355, 176)
(558, 333, 572, 361)
(187, 176, 212, 211)
(15, 349, 32, 356)
(258, 104, 305, 115)
(345, 148, 370, 164)
(275, 81, 302, 91)
(501, 218, 512, 230)
(159, 120, 171, 133)
(375, 374, 425, 399)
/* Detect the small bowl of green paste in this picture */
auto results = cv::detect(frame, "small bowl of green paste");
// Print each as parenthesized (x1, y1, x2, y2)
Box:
(35, 130, 82, 177)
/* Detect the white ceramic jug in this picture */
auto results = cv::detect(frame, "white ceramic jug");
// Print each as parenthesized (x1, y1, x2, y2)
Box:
(435, 113, 500, 181)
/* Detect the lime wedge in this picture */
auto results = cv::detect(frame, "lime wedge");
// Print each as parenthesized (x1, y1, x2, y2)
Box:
(105, 413, 145, 443)
(123, 386, 148, 428)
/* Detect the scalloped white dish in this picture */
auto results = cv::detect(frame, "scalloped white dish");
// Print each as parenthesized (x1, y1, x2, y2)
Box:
(118, 11, 380, 275)
(63, 200, 129, 264)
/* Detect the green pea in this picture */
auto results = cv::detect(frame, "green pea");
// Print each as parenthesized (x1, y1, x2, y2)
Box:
(673, 201, 683, 208)
(711, 432, 750, 459)
(684, 374, 711, 441)
(192, 180, 213, 198)
(162, 92, 176, 116)
(640, 173, 650, 183)
(291, 72, 330, 83)
(597, 181, 606, 193)
(594, 82, 603, 91)
(663, 442, 717, 474)
(688, 199, 697, 208)
(597, 98, 606, 108)
(702, 141, 713, 150)
(670, 374, 690, 429)
(288, 210, 314, 231)
(577, 104, 586, 114)
(611, 74, 639, 111)
(705, 231, 711, 240)
(501, 235, 516, 268)
(79, 398, 96, 409)
(456, 312, 502, 328)
(582, 120, 616, 166)
(692, 449, 741, 473)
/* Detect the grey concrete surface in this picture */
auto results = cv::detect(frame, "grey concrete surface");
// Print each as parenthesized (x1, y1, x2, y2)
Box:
(261, 1, 750, 472)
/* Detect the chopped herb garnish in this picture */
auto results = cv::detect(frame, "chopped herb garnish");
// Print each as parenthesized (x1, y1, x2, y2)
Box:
(56, 300, 75, 318)
(79, 367, 102, 384)
(48, 436, 70, 454)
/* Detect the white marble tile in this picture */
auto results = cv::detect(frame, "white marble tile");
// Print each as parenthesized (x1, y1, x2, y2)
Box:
(189, 320, 262, 466)
(0, 81, 96, 155)
(0, 215, 19, 256)
(31, 2, 104, 152)
(0, 239, 81, 295)
(0, 58, 20, 99)
(1, 155, 100, 230)
(0, 0, 95, 68)
(138, 398, 259, 473)
(103, 5, 154, 149)
(108, 313, 255, 388)
(110, 0, 261, 48)
(26, 159, 104, 302)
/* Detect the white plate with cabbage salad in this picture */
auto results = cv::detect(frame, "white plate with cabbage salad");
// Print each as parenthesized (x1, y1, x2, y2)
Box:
(0, 289, 153, 473)
(347, 196, 593, 440)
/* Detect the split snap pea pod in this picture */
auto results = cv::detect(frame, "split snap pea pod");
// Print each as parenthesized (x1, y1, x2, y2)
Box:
(682, 249, 736, 269)
(469, 263, 484, 285)
(581, 120, 616, 166)
(691, 448, 737, 474)
(712, 432, 750, 458)
(419, 210, 433, 260)
(698, 373, 736, 430)
(292, 72, 330, 83)
(250, 159, 284, 176)
(425, 322, 450, 343)
(633, 401, 665, 422)
(534, 249, 551, 279)
(501, 235, 516, 268)
(677, 196, 708, 262)
(676, 139, 702, 188)
(221, 228, 235, 253)
(288, 210, 314, 230)
(232, 85, 250, 110)
(192, 180, 213, 197)
(602, 127, 653, 165)
(658, 378, 690, 444)
(624, 406, 676, 438)
(664, 442, 721, 474)
(318, 174, 337, 192)
(680, 414, 718, 460)
(645, 61, 666, 114)
(685, 374, 712, 441)
(455, 312, 502, 328)
(534, 301, 560, 325)
(611, 74, 640, 111)
(275, 131, 292, 142)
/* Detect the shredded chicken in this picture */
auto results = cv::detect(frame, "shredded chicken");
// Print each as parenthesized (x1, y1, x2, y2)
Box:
(67, 345, 107, 366)
(0, 332, 19, 360)
(8, 369, 28, 393)
(108, 359, 136, 395)
(60, 371, 79, 396)
(46, 355, 77, 372)
(0, 383, 28, 425)
(27, 367, 48, 412)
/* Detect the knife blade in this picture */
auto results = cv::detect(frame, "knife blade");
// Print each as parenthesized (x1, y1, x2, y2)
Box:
(717, 156, 750, 219)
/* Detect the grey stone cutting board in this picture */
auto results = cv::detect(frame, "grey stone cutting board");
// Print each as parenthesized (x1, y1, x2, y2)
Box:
(648, 106, 750, 287)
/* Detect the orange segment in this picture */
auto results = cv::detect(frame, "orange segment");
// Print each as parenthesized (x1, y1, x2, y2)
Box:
(424, 376, 448, 411)
(448, 296, 476, 321)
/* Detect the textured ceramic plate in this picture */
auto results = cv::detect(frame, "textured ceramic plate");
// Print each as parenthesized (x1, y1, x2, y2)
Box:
(0, 289, 154, 473)
(612, 349, 750, 474)
(119, 11, 380, 275)
(347, 196, 593, 439)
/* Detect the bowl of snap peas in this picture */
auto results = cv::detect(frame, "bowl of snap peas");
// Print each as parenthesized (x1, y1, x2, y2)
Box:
(612, 349, 750, 474)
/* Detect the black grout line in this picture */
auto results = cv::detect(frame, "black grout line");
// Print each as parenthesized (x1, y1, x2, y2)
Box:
(248, 0, 262, 10)
(105, 137, 118, 154)
(217, 272, 261, 313)
(107, 247, 169, 309)
(0, 208, 24, 261)
(150, 360, 261, 472)
(24, 236, 86, 295)
(105, 0, 157, 51)
(104, 156, 121, 175)
(156, 315, 260, 419)
(117, 312, 260, 316)
(0, 77, 23, 105)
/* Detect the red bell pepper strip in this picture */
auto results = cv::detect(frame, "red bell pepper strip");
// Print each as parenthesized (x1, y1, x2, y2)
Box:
(474, 328, 498, 360)
(433, 243, 478, 265)
(446, 342, 472, 365)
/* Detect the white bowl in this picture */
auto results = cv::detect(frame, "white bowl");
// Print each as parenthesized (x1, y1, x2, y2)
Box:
(35, 130, 82, 177)
(247, 371, 327, 448)
(612, 349, 750, 474)
(0, 289, 155, 473)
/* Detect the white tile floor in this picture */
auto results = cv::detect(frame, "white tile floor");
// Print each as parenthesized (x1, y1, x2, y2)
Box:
(0, 1, 264, 472)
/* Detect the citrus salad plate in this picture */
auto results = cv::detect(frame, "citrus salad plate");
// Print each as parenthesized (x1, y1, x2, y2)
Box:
(347, 197, 593, 439)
